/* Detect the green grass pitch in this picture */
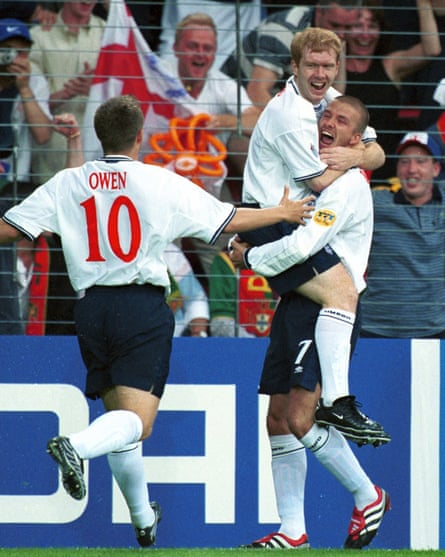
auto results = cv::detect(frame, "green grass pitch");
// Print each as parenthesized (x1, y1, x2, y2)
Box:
(0, 549, 444, 557)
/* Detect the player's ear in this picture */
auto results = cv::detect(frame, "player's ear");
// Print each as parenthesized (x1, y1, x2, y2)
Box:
(349, 133, 362, 146)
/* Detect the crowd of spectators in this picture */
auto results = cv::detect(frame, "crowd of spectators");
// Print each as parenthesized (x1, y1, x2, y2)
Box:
(1, 0, 445, 338)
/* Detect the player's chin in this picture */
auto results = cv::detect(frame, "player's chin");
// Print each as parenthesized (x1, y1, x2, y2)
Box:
(309, 89, 327, 105)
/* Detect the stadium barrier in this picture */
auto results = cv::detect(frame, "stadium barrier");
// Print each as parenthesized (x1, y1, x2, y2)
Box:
(0, 336, 442, 549)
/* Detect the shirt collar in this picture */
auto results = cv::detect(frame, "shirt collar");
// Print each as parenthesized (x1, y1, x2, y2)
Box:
(99, 155, 133, 162)
(289, 78, 326, 120)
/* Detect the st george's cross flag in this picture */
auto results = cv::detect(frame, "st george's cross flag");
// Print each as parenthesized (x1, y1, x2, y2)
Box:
(82, 0, 196, 159)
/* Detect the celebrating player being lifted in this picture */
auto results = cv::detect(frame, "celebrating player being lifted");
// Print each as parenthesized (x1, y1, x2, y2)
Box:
(0, 95, 313, 548)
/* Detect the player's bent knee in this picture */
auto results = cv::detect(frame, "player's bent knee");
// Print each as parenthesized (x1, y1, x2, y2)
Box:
(266, 409, 291, 435)
(288, 417, 314, 439)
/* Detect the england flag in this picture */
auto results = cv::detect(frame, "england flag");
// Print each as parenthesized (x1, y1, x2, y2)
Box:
(82, 0, 196, 159)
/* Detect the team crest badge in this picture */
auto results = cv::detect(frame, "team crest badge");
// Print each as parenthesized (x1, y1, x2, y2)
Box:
(256, 313, 272, 334)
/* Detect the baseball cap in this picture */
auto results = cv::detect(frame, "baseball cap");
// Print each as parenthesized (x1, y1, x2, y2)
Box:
(0, 18, 32, 44)
(396, 132, 442, 160)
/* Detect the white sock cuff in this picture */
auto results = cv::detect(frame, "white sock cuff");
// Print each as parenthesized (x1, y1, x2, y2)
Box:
(319, 308, 355, 325)
(109, 441, 141, 455)
(300, 424, 329, 453)
(70, 410, 143, 459)
(270, 434, 304, 458)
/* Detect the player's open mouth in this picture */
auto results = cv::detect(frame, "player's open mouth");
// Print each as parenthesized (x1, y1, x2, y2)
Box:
(320, 130, 334, 146)
(310, 81, 326, 91)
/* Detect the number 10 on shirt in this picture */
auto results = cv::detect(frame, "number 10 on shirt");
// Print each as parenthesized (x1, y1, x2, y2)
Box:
(81, 195, 142, 263)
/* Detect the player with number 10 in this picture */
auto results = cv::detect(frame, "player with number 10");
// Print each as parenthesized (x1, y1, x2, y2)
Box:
(0, 95, 312, 547)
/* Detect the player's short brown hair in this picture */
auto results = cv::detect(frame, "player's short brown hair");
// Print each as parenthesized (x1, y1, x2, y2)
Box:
(290, 27, 342, 66)
(331, 95, 370, 134)
(94, 95, 144, 154)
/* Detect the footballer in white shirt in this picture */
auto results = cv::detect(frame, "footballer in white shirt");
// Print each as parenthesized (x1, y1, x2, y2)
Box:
(0, 94, 311, 547)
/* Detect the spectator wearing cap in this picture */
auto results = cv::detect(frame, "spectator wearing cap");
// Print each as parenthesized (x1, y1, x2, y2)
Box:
(0, 17, 53, 335)
(360, 131, 445, 338)
(0, 17, 52, 196)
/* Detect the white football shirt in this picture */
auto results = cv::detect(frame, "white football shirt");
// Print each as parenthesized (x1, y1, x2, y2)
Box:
(247, 168, 373, 293)
(3, 157, 235, 293)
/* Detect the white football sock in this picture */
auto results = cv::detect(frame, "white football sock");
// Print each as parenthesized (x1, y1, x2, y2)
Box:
(270, 434, 307, 538)
(300, 424, 376, 509)
(69, 410, 143, 459)
(315, 308, 355, 406)
(107, 442, 155, 528)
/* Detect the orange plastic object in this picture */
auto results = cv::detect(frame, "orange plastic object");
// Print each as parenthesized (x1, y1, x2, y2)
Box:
(143, 113, 227, 188)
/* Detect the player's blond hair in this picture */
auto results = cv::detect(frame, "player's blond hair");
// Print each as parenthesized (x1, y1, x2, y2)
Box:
(94, 95, 144, 154)
(290, 27, 342, 66)
(174, 13, 217, 46)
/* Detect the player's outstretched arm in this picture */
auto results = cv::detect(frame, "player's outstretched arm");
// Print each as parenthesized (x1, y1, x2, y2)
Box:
(224, 186, 314, 233)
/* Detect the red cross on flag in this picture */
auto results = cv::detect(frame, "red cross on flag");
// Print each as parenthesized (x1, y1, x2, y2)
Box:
(83, 0, 196, 159)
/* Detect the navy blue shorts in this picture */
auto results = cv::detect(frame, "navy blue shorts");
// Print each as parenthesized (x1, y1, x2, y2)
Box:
(239, 213, 340, 295)
(259, 292, 362, 394)
(74, 284, 174, 400)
